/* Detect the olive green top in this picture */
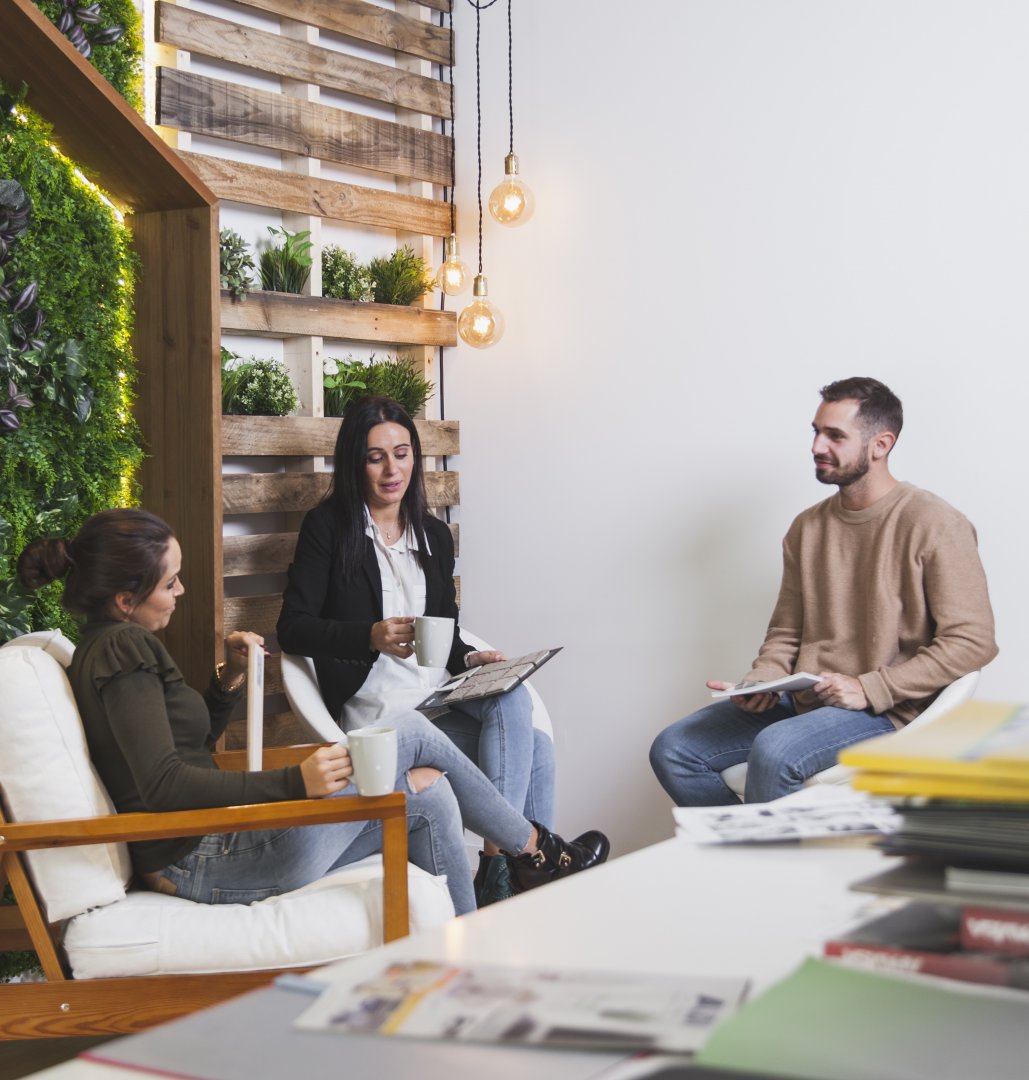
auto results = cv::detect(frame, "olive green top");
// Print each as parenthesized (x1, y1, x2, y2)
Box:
(69, 620, 305, 873)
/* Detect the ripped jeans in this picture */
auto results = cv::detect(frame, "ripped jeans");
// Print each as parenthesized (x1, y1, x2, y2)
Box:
(153, 715, 535, 915)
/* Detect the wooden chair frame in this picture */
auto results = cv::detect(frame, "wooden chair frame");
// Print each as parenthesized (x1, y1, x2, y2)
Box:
(0, 747, 409, 1039)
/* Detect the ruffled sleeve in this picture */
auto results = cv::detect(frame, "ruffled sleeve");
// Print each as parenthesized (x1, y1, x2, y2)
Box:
(86, 623, 184, 692)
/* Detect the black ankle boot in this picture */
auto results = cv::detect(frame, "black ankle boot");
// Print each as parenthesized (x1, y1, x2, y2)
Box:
(473, 852, 514, 907)
(506, 823, 610, 895)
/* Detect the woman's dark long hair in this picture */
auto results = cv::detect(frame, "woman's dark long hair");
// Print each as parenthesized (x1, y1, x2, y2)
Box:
(326, 396, 431, 580)
(17, 507, 175, 620)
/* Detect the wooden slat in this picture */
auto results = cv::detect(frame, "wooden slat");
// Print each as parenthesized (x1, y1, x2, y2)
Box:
(158, 69, 452, 186)
(181, 154, 451, 235)
(416, 0, 451, 13)
(223, 470, 458, 514)
(237, 0, 451, 65)
(224, 594, 283, 638)
(220, 292, 456, 347)
(158, 4, 451, 119)
(223, 532, 298, 576)
(223, 523, 457, 576)
(222, 415, 459, 457)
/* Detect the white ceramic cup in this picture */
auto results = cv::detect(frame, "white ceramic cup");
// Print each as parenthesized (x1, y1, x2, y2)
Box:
(414, 615, 455, 668)
(346, 727, 398, 797)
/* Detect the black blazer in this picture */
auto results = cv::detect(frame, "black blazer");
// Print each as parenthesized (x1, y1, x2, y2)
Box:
(277, 502, 472, 723)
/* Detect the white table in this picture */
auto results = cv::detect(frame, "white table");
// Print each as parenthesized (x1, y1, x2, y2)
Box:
(27, 838, 889, 1078)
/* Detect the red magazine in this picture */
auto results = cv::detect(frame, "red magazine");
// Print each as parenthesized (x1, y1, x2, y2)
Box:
(962, 907, 1029, 956)
(824, 902, 1029, 990)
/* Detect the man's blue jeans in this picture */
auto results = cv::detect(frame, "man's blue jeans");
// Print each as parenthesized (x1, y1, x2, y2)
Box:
(156, 715, 536, 915)
(430, 683, 555, 828)
(649, 694, 896, 805)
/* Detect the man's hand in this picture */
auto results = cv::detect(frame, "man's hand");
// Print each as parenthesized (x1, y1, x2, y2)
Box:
(706, 680, 780, 713)
(813, 672, 868, 710)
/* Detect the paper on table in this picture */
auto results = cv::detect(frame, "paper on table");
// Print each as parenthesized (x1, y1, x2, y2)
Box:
(673, 786, 898, 845)
(294, 959, 749, 1054)
(710, 673, 820, 699)
(695, 956, 1029, 1080)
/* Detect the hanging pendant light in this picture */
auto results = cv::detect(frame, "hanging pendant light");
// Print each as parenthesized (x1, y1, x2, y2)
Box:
(437, 233, 470, 296)
(459, 273, 504, 348)
(435, 5, 470, 296)
(488, 0, 533, 227)
(489, 152, 534, 227)
(459, 0, 504, 348)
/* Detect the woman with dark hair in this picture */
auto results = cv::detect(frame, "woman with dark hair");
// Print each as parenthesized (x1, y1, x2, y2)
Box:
(17, 508, 608, 917)
(277, 397, 568, 906)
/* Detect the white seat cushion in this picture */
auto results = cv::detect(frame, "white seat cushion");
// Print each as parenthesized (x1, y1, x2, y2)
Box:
(64, 857, 454, 978)
(0, 638, 131, 921)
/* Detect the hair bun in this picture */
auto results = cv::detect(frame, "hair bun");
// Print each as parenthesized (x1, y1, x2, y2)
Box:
(17, 537, 73, 591)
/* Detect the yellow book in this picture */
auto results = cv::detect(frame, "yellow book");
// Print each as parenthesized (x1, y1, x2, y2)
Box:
(850, 771, 1029, 802)
(839, 701, 1029, 783)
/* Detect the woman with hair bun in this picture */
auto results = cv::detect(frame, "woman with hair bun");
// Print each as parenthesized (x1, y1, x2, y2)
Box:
(17, 508, 608, 916)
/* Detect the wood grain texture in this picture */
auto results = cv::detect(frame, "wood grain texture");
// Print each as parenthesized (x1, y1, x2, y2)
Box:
(220, 291, 456, 347)
(236, 0, 452, 64)
(222, 415, 459, 456)
(181, 154, 451, 234)
(0, 0, 214, 213)
(225, 710, 314, 751)
(223, 470, 458, 514)
(158, 3, 451, 119)
(158, 69, 452, 186)
(224, 594, 283, 639)
(223, 532, 299, 577)
(223, 524, 457, 576)
(131, 208, 223, 696)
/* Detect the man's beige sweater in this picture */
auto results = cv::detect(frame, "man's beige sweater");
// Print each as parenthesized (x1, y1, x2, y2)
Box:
(746, 482, 998, 728)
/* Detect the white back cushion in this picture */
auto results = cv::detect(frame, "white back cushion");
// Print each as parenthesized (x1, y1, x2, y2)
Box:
(0, 636, 131, 921)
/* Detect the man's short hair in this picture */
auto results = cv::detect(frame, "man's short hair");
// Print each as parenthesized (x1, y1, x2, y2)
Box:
(820, 377, 903, 442)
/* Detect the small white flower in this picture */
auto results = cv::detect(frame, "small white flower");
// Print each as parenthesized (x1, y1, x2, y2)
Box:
(323, 358, 339, 376)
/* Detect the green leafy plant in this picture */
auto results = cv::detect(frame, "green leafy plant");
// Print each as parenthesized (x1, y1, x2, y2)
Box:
(322, 355, 368, 417)
(322, 245, 372, 302)
(365, 354, 434, 417)
(367, 245, 433, 306)
(259, 227, 313, 294)
(219, 228, 255, 301)
(221, 348, 299, 416)
(34, 1, 143, 111)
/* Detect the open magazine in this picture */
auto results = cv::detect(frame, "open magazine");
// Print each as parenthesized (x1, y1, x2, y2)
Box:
(293, 959, 749, 1054)
(416, 647, 562, 715)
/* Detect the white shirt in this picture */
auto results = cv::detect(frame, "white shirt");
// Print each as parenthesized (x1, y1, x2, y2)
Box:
(340, 511, 448, 731)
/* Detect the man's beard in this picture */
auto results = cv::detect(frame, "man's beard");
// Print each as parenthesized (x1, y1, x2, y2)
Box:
(815, 454, 870, 488)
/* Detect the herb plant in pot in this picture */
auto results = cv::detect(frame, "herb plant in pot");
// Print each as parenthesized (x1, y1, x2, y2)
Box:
(221, 348, 299, 416)
(367, 245, 433, 306)
(259, 227, 313, 294)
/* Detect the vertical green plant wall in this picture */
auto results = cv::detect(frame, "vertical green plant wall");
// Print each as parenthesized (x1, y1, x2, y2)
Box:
(0, 88, 142, 643)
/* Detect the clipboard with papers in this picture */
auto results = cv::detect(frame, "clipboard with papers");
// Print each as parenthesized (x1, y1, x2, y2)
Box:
(416, 647, 562, 716)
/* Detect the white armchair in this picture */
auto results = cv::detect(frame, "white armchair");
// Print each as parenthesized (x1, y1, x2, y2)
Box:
(718, 671, 981, 799)
(0, 631, 454, 1038)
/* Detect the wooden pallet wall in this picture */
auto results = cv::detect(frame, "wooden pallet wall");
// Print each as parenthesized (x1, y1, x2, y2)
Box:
(150, 0, 459, 746)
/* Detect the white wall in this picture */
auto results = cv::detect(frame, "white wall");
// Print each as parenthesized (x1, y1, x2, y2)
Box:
(447, 0, 1029, 854)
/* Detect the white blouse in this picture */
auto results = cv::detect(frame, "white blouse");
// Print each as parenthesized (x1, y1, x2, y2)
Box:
(340, 511, 448, 730)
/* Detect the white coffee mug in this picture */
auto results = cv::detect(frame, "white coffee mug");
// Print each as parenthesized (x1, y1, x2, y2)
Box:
(347, 727, 398, 797)
(414, 615, 455, 668)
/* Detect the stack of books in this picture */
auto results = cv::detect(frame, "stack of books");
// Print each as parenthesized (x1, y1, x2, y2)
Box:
(820, 700, 1029, 991)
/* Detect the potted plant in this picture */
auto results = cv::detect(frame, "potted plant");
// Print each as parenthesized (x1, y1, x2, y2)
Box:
(219, 228, 255, 301)
(367, 245, 433, 306)
(322, 246, 372, 302)
(259, 226, 313, 294)
(221, 348, 299, 416)
(364, 353, 434, 417)
(322, 355, 368, 417)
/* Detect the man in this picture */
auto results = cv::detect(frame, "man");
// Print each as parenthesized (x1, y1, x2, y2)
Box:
(650, 377, 998, 805)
